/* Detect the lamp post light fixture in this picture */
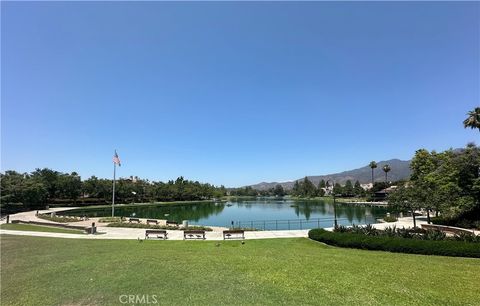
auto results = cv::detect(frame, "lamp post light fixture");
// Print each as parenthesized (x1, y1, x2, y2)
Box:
(326, 179, 338, 229)
(333, 193, 338, 229)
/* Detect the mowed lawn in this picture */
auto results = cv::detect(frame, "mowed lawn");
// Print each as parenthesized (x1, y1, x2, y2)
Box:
(1, 235, 479, 306)
(0, 223, 85, 235)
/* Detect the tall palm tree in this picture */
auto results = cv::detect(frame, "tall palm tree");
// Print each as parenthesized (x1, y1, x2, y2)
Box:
(463, 107, 480, 131)
(383, 164, 391, 183)
(369, 161, 377, 186)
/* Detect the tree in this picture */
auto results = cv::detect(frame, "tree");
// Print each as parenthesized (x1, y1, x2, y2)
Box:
(292, 181, 300, 196)
(388, 184, 422, 228)
(273, 184, 285, 197)
(344, 180, 354, 196)
(463, 107, 480, 131)
(333, 182, 343, 196)
(31, 168, 61, 201)
(0, 171, 47, 211)
(318, 180, 326, 196)
(319, 179, 326, 188)
(382, 164, 391, 183)
(408, 144, 479, 222)
(301, 177, 316, 198)
(369, 161, 377, 186)
(21, 180, 48, 209)
(354, 180, 364, 197)
(58, 172, 82, 202)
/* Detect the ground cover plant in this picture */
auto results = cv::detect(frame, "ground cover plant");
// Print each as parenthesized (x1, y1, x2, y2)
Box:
(0, 224, 85, 235)
(1, 235, 480, 305)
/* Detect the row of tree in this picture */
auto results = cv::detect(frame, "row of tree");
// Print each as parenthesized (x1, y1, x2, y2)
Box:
(0, 169, 227, 213)
(291, 178, 366, 198)
(230, 178, 368, 198)
(389, 143, 480, 226)
(388, 108, 479, 227)
(368, 161, 391, 185)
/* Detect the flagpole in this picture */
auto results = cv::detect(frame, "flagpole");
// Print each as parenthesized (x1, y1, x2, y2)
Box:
(112, 158, 116, 217)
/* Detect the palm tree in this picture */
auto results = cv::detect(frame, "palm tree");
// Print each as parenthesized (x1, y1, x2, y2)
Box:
(463, 107, 480, 131)
(383, 164, 391, 183)
(369, 161, 377, 186)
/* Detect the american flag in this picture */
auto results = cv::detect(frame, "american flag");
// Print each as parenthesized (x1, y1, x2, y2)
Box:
(113, 150, 121, 166)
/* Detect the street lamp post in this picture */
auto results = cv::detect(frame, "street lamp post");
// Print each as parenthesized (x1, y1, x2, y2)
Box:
(326, 179, 338, 228)
(333, 193, 338, 228)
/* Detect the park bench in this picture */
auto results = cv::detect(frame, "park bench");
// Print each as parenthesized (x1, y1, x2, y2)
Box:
(184, 230, 206, 240)
(166, 220, 179, 227)
(421, 224, 475, 235)
(223, 230, 245, 240)
(129, 218, 141, 223)
(146, 219, 158, 225)
(145, 230, 168, 240)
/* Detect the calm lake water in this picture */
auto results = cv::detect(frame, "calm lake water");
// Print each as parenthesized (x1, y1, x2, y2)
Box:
(62, 199, 388, 230)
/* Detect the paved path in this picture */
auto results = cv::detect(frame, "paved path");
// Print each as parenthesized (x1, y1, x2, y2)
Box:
(0, 207, 435, 241)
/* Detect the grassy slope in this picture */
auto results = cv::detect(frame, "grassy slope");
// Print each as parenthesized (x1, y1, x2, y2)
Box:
(0, 224, 84, 235)
(1, 236, 479, 305)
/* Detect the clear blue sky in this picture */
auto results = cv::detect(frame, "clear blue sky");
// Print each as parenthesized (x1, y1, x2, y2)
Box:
(1, 2, 479, 187)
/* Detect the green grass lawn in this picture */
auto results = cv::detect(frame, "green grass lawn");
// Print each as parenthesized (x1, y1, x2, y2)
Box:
(1, 235, 479, 306)
(0, 223, 85, 235)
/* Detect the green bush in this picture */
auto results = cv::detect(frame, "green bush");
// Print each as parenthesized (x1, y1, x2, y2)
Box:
(106, 222, 213, 231)
(383, 216, 398, 222)
(98, 217, 122, 223)
(309, 228, 480, 258)
(432, 216, 480, 230)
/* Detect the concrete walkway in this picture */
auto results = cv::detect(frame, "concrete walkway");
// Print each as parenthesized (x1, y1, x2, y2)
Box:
(0, 207, 433, 241)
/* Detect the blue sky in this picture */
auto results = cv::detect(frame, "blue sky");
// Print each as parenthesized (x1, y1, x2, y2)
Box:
(1, 2, 479, 187)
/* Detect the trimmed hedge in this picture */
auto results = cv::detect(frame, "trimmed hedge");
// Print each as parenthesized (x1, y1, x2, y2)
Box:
(308, 229, 480, 258)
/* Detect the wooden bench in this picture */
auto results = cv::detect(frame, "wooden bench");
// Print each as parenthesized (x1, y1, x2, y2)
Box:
(129, 218, 141, 223)
(421, 224, 475, 235)
(223, 230, 245, 240)
(166, 220, 179, 227)
(184, 230, 206, 240)
(145, 230, 168, 240)
(146, 219, 158, 225)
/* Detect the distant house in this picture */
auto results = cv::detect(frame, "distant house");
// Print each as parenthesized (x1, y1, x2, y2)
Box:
(322, 186, 333, 195)
(360, 183, 373, 190)
(374, 186, 397, 201)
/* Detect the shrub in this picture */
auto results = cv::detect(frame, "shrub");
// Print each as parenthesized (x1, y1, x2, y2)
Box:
(453, 232, 480, 243)
(383, 225, 397, 237)
(106, 222, 213, 231)
(432, 217, 480, 230)
(230, 227, 258, 231)
(308, 229, 480, 258)
(422, 229, 446, 241)
(38, 214, 81, 223)
(98, 217, 122, 223)
(383, 216, 398, 222)
(334, 225, 350, 233)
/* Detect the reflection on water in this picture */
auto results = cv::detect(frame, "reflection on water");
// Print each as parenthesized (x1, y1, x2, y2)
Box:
(62, 199, 388, 230)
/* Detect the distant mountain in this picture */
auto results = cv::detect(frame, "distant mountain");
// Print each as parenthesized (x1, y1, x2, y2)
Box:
(248, 159, 411, 190)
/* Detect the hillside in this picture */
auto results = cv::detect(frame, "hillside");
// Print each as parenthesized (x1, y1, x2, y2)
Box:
(249, 159, 411, 190)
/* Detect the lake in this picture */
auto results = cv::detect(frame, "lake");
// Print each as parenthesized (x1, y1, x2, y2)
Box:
(61, 199, 389, 230)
